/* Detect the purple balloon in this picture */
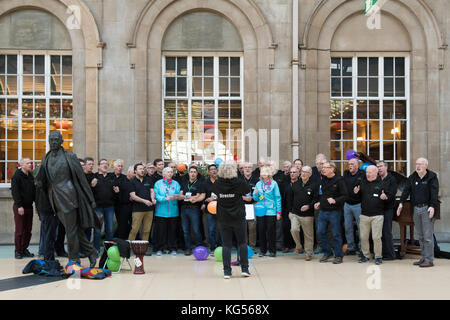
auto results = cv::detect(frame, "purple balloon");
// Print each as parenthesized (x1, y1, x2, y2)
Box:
(193, 246, 209, 261)
(345, 149, 357, 160)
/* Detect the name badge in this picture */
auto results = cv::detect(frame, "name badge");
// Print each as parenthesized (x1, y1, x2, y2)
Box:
(259, 195, 265, 201)
(211, 192, 217, 199)
(184, 192, 192, 201)
(415, 182, 419, 185)
(373, 194, 379, 197)
(307, 191, 311, 195)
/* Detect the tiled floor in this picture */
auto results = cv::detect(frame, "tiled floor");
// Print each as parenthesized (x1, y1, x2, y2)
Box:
(1, 245, 450, 300)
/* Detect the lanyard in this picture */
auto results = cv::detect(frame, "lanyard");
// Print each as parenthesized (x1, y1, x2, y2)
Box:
(163, 179, 173, 196)
(187, 179, 197, 192)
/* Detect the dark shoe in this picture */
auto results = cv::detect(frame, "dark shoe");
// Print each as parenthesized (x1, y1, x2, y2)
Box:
(413, 259, 425, 266)
(320, 254, 333, 263)
(375, 258, 383, 265)
(56, 251, 68, 258)
(224, 272, 232, 279)
(184, 250, 192, 256)
(241, 269, 251, 277)
(269, 252, 276, 258)
(89, 251, 98, 268)
(23, 249, 34, 258)
(359, 256, 369, 263)
(258, 251, 266, 257)
(313, 246, 322, 255)
(145, 248, 153, 256)
(15, 252, 23, 259)
(282, 248, 290, 253)
(419, 261, 434, 268)
(333, 257, 343, 264)
(345, 250, 356, 256)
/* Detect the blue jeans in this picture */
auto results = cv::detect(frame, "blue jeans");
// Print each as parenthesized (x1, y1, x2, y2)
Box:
(181, 207, 202, 250)
(206, 212, 221, 250)
(317, 210, 343, 257)
(89, 206, 115, 251)
(343, 203, 361, 251)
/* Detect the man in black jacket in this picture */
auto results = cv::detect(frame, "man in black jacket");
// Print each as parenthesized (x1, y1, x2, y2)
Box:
(397, 158, 439, 267)
(11, 158, 36, 259)
(314, 161, 348, 264)
(240, 162, 259, 250)
(377, 161, 397, 260)
(343, 158, 365, 255)
(354, 165, 387, 265)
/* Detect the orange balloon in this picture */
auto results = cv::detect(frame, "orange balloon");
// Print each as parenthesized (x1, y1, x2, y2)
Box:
(342, 243, 348, 254)
(177, 163, 187, 173)
(207, 201, 217, 214)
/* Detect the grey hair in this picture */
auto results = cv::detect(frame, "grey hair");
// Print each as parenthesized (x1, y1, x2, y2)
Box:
(162, 166, 173, 177)
(416, 157, 429, 167)
(283, 161, 292, 167)
(260, 165, 274, 180)
(302, 165, 312, 174)
(113, 159, 124, 167)
(366, 165, 378, 173)
(19, 157, 31, 165)
(127, 166, 134, 174)
(218, 161, 238, 179)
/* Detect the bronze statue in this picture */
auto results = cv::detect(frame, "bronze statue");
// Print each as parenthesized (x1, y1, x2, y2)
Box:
(36, 131, 99, 267)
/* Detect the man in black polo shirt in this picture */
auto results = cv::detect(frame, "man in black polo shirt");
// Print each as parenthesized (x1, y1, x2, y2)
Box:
(377, 161, 398, 260)
(152, 158, 164, 183)
(288, 166, 319, 260)
(128, 163, 156, 247)
(202, 164, 221, 252)
(397, 157, 439, 268)
(179, 166, 206, 255)
(343, 158, 365, 255)
(280, 163, 297, 253)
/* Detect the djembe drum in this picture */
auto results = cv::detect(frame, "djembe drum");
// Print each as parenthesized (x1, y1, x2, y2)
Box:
(129, 240, 149, 274)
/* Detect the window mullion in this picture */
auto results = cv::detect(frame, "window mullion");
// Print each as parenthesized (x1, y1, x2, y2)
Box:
(353, 57, 357, 151)
(187, 56, 192, 163)
(18, 54, 22, 161)
(161, 56, 165, 161)
(379, 57, 383, 160)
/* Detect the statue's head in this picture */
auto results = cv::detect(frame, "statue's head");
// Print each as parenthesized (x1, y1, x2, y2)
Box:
(48, 131, 63, 151)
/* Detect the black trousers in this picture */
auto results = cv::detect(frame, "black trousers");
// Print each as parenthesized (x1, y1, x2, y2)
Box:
(39, 214, 58, 261)
(219, 219, 249, 274)
(257, 216, 277, 254)
(116, 203, 133, 240)
(153, 216, 178, 252)
(382, 208, 396, 259)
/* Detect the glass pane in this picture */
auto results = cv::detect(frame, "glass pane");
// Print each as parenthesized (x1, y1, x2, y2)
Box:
(343, 141, 354, 158)
(7, 55, 17, 74)
(384, 57, 393, 76)
(342, 78, 352, 96)
(357, 121, 367, 140)
(7, 99, 18, 118)
(368, 141, 380, 160)
(358, 78, 367, 96)
(23, 76, 33, 95)
(356, 100, 367, 119)
(230, 57, 240, 76)
(62, 99, 72, 118)
(331, 58, 341, 77)
(35, 140, 47, 161)
(23, 56, 33, 74)
(191, 101, 202, 119)
(177, 77, 186, 96)
(395, 141, 407, 160)
(193, 57, 202, 76)
(330, 122, 341, 140)
(331, 78, 341, 96)
(218, 100, 229, 119)
(35, 76, 45, 96)
(7, 76, 17, 95)
(22, 99, 33, 119)
(395, 100, 406, 119)
(395, 120, 407, 140)
(369, 78, 378, 96)
(204, 101, 214, 120)
(383, 141, 394, 161)
(165, 57, 176, 76)
(177, 57, 187, 76)
(164, 120, 176, 140)
(204, 77, 213, 96)
(165, 77, 175, 96)
(342, 100, 353, 119)
(0, 76, 4, 95)
(395, 57, 405, 76)
(192, 77, 202, 96)
(35, 100, 46, 119)
(192, 120, 203, 139)
(383, 120, 394, 140)
(50, 99, 60, 118)
(51, 75, 61, 95)
(369, 100, 379, 119)
(22, 120, 34, 139)
(369, 58, 378, 76)
(357, 140, 367, 154)
(342, 122, 353, 139)
(0, 99, 4, 117)
(8, 161, 18, 180)
(369, 120, 380, 140)
(383, 100, 394, 119)
(204, 57, 213, 76)
(51, 56, 61, 75)
(219, 57, 229, 76)
(164, 100, 176, 118)
(177, 100, 188, 119)
(22, 140, 33, 159)
(230, 78, 240, 97)
(218, 121, 229, 141)
(177, 120, 188, 141)
(62, 76, 72, 95)
(34, 120, 46, 139)
(396, 162, 407, 176)
(219, 78, 228, 96)
(384, 78, 393, 96)
(342, 58, 352, 76)
(62, 56, 72, 74)
(358, 57, 367, 77)
(330, 100, 341, 120)
(35, 55, 45, 74)
(0, 55, 4, 73)
(229, 121, 242, 135)
(395, 78, 405, 96)
(204, 120, 215, 139)
(330, 141, 341, 160)
(230, 101, 241, 119)
(0, 119, 5, 139)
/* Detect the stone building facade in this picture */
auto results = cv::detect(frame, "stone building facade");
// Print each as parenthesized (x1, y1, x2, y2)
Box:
(0, 0, 449, 242)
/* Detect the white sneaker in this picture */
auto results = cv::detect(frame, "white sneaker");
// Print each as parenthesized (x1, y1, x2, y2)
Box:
(224, 274, 231, 279)
(171, 250, 177, 256)
(156, 251, 162, 256)
(241, 271, 251, 277)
